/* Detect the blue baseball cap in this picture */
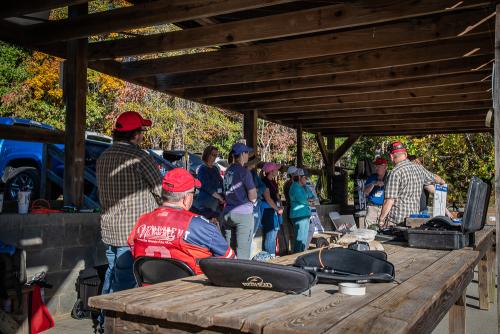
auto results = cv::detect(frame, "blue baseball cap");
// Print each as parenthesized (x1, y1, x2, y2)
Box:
(231, 142, 254, 155)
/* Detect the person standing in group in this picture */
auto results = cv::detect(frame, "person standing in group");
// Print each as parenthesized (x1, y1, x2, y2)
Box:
(223, 143, 257, 259)
(193, 145, 224, 216)
(289, 168, 315, 253)
(96, 112, 162, 328)
(246, 155, 266, 236)
(363, 158, 388, 228)
(379, 141, 446, 227)
(260, 162, 283, 256)
(283, 166, 298, 216)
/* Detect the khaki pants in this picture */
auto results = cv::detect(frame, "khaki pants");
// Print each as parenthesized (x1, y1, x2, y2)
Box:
(365, 205, 382, 227)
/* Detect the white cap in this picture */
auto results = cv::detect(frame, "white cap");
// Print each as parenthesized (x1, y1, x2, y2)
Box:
(287, 166, 298, 175)
(296, 168, 305, 176)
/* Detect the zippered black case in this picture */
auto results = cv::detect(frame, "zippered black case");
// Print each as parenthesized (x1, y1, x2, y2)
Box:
(294, 247, 395, 283)
(199, 258, 317, 294)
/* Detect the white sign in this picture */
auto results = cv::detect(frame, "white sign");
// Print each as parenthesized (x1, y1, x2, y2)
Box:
(432, 184, 448, 217)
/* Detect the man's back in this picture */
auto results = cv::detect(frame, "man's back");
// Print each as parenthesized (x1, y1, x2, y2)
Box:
(385, 159, 434, 224)
(97, 141, 162, 246)
(129, 206, 234, 274)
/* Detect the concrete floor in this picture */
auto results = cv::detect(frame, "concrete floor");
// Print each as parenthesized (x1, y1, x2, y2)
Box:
(46, 271, 497, 334)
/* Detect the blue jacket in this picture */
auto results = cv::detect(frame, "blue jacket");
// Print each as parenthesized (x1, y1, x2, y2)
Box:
(289, 182, 313, 220)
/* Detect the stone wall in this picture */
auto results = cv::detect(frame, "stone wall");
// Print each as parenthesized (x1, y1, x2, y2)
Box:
(0, 213, 105, 317)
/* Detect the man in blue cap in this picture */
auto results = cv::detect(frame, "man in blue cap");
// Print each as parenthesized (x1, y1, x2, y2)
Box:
(223, 142, 257, 259)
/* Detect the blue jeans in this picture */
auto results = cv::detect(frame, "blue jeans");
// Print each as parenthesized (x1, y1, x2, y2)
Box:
(292, 217, 310, 253)
(98, 245, 136, 330)
(262, 208, 279, 255)
(102, 245, 136, 294)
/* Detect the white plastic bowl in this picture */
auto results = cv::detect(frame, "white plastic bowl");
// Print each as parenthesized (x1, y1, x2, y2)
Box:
(338, 282, 366, 296)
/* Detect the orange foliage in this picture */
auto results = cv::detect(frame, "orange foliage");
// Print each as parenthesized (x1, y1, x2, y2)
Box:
(25, 52, 63, 105)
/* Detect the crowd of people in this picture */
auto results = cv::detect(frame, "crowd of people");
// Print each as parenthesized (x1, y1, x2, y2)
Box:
(94, 111, 318, 328)
(364, 141, 447, 228)
(94, 111, 447, 330)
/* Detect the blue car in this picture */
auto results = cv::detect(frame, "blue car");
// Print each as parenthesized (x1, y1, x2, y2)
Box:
(0, 117, 175, 204)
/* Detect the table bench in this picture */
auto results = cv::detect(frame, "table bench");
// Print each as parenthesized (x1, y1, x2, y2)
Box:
(89, 226, 495, 334)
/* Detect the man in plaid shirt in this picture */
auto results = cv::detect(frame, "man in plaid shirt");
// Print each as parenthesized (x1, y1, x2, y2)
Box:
(97, 111, 162, 296)
(379, 141, 445, 226)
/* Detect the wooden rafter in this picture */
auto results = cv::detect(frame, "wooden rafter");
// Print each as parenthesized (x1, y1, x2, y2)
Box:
(275, 102, 491, 121)
(212, 77, 490, 107)
(16, 0, 296, 45)
(1, 0, 87, 19)
(155, 32, 492, 90)
(87, 0, 491, 61)
(309, 120, 487, 132)
(323, 128, 490, 136)
(301, 113, 488, 129)
(259, 94, 491, 116)
(120, 8, 493, 78)
(285, 109, 488, 124)
(179, 54, 493, 99)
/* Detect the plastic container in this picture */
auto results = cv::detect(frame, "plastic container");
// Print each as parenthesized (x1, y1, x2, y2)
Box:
(17, 191, 31, 214)
(338, 282, 366, 296)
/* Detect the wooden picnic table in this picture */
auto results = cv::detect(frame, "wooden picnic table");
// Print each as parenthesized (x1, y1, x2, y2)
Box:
(89, 226, 495, 334)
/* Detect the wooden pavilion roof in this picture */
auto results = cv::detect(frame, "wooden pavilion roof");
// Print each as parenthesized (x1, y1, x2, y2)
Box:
(1, 0, 495, 136)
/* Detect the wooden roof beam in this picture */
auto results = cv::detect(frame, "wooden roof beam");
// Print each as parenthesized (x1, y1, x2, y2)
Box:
(281, 109, 489, 125)
(17, 0, 296, 45)
(1, 0, 87, 19)
(155, 32, 493, 90)
(322, 128, 490, 136)
(274, 102, 491, 121)
(308, 120, 487, 132)
(87, 0, 492, 60)
(180, 54, 493, 99)
(259, 93, 491, 115)
(213, 77, 490, 107)
(120, 8, 493, 78)
(300, 113, 488, 129)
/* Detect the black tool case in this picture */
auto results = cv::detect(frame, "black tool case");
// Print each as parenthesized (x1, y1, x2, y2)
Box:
(407, 177, 491, 250)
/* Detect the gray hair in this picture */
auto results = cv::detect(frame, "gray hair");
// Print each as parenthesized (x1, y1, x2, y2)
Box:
(393, 151, 407, 159)
(161, 189, 194, 202)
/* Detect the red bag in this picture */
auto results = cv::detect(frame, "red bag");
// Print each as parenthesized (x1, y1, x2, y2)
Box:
(30, 285, 54, 334)
(30, 199, 62, 214)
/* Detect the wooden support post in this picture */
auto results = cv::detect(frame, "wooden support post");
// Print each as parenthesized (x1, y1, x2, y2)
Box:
(326, 135, 335, 202)
(479, 253, 490, 310)
(494, 4, 500, 331)
(449, 291, 466, 334)
(296, 125, 303, 168)
(64, 3, 88, 207)
(244, 109, 258, 153)
(315, 133, 329, 167)
(488, 245, 496, 304)
(331, 135, 361, 165)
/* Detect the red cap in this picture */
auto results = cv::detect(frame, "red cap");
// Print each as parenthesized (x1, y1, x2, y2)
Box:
(388, 141, 407, 154)
(114, 111, 152, 132)
(374, 158, 388, 165)
(162, 168, 201, 193)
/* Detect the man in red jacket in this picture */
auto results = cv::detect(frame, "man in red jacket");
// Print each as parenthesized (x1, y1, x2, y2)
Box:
(128, 168, 234, 275)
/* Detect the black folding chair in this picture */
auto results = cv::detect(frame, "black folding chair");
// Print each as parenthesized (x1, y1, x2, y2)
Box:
(133, 256, 195, 286)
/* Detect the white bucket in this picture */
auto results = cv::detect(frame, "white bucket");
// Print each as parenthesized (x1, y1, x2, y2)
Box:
(17, 191, 31, 214)
(0, 193, 3, 213)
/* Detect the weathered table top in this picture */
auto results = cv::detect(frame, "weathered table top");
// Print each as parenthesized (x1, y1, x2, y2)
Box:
(89, 226, 494, 334)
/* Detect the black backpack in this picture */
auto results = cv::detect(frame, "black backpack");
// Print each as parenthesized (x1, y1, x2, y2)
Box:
(0, 247, 27, 306)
